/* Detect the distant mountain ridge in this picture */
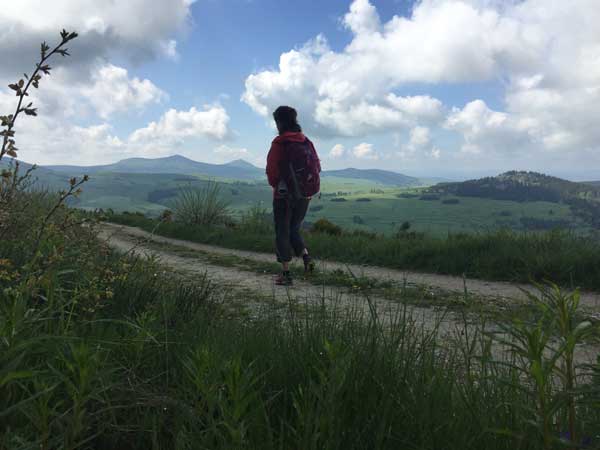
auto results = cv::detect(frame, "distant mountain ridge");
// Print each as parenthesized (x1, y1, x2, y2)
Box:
(7, 154, 428, 187)
(322, 168, 420, 186)
(46, 155, 265, 180)
(41, 155, 423, 186)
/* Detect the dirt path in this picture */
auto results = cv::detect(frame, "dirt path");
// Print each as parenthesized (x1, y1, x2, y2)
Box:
(99, 223, 454, 333)
(99, 222, 600, 365)
(101, 222, 600, 312)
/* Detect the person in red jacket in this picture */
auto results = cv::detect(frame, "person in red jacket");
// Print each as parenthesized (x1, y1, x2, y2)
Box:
(266, 106, 320, 286)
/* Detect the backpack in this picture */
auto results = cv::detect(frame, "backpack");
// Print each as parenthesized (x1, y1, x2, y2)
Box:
(283, 138, 320, 199)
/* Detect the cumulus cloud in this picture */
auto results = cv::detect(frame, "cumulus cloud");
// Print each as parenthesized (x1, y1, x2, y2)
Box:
(445, 99, 533, 154)
(428, 147, 442, 160)
(243, 0, 600, 167)
(129, 105, 231, 144)
(242, 28, 447, 138)
(0, 0, 201, 165)
(0, 0, 196, 78)
(352, 143, 378, 160)
(408, 126, 431, 149)
(329, 144, 345, 159)
(82, 64, 167, 119)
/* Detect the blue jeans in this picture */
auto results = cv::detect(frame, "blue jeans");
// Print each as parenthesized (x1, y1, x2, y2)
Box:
(273, 198, 309, 263)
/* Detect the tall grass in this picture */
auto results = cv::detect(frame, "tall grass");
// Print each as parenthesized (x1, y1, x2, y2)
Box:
(108, 212, 600, 290)
(1, 188, 599, 448)
(170, 181, 231, 226)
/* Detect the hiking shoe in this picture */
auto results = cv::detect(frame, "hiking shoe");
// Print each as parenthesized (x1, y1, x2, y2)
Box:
(275, 272, 293, 286)
(303, 254, 315, 274)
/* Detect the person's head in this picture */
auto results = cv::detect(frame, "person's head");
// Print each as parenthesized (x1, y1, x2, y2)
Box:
(273, 106, 302, 134)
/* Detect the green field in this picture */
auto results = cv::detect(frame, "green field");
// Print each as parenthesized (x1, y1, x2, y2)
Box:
(307, 191, 585, 235)
(59, 172, 588, 236)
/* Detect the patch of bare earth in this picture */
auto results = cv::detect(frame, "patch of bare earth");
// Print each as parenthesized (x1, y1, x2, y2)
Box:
(99, 222, 600, 365)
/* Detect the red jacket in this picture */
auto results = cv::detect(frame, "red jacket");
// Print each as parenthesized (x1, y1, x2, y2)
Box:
(266, 131, 321, 198)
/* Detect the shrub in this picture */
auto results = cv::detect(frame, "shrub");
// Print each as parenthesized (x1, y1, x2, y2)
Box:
(310, 205, 324, 212)
(499, 210, 513, 217)
(171, 181, 231, 226)
(312, 218, 342, 236)
(240, 202, 272, 233)
(442, 198, 460, 204)
(353, 215, 365, 224)
(160, 209, 173, 222)
(330, 197, 347, 203)
(355, 197, 372, 202)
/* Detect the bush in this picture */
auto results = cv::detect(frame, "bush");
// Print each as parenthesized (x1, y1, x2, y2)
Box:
(353, 215, 365, 224)
(160, 209, 173, 222)
(171, 181, 231, 226)
(312, 218, 342, 236)
(442, 198, 460, 205)
(499, 210, 513, 217)
(330, 197, 347, 203)
(355, 198, 372, 202)
(240, 202, 272, 233)
(310, 205, 324, 212)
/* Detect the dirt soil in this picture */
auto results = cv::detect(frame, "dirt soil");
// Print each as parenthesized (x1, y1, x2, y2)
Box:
(100, 222, 600, 311)
(99, 222, 600, 365)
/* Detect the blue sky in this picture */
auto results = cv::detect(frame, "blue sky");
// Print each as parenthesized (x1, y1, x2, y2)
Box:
(1, 0, 599, 180)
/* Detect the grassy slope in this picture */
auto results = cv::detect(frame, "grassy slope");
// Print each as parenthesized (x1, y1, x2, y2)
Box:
(308, 192, 581, 235)
(70, 171, 587, 236)
(3, 197, 599, 449)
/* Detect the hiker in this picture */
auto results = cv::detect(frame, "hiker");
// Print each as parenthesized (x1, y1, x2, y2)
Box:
(266, 106, 321, 286)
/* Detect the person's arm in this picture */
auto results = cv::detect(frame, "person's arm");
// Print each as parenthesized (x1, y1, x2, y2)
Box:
(266, 139, 282, 188)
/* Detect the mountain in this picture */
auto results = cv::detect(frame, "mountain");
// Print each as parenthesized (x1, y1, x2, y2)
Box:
(46, 155, 264, 180)
(432, 171, 600, 227)
(41, 155, 425, 186)
(432, 171, 600, 203)
(322, 168, 420, 186)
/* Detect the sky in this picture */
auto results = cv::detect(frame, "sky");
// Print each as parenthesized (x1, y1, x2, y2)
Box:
(1, 0, 599, 180)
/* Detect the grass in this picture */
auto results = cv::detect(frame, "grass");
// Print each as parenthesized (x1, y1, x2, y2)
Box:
(108, 212, 600, 291)
(136, 237, 541, 323)
(1, 187, 599, 449)
(25, 165, 591, 235)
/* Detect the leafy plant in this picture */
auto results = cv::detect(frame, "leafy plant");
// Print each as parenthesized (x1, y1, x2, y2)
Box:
(171, 181, 231, 226)
(312, 218, 342, 236)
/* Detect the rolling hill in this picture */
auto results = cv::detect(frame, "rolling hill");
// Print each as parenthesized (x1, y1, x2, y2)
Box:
(322, 168, 420, 186)
(41, 155, 423, 186)
(46, 154, 265, 180)
(432, 171, 600, 202)
(432, 171, 600, 227)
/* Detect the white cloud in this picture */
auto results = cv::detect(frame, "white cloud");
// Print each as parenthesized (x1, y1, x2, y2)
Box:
(429, 147, 442, 160)
(243, 0, 600, 168)
(342, 0, 381, 35)
(129, 105, 231, 144)
(0, 0, 195, 77)
(352, 143, 378, 160)
(329, 144, 345, 159)
(213, 144, 250, 163)
(445, 99, 533, 155)
(408, 126, 431, 149)
(82, 64, 167, 119)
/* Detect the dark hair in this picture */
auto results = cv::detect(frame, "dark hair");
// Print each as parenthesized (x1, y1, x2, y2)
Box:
(273, 105, 302, 134)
